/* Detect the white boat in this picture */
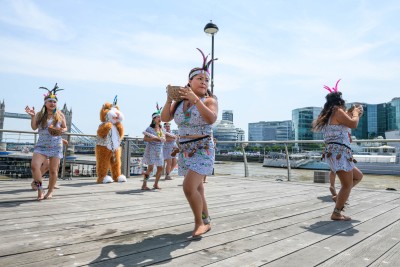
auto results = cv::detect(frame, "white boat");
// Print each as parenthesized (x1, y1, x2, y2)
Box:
(263, 145, 400, 175)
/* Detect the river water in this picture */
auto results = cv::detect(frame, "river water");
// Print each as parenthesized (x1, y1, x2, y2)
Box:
(213, 161, 400, 191)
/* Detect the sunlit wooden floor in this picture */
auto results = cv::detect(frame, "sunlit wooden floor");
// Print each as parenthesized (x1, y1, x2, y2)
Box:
(0, 173, 399, 267)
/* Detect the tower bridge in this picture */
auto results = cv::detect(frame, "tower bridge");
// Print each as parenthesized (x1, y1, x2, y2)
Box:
(0, 100, 95, 147)
(0, 100, 143, 153)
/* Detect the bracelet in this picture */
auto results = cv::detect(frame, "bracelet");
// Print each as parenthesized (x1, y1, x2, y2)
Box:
(193, 98, 199, 105)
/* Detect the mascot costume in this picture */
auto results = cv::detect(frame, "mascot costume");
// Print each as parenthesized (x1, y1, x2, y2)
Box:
(95, 96, 127, 183)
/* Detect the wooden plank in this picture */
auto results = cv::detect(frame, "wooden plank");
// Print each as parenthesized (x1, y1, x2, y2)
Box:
(0, 176, 398, 267)
(54, 194, 398, 266)
(318, 220, 400, 266)
(0, 188, 329, 260)
(155, 201, 399, 267)
(369, 240, 400, 267)
(265, 207, 400, 266)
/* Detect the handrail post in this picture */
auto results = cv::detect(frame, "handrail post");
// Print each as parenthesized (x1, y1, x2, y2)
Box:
(241, 143, 249, 177)
(61, 133, 71, 179)
(284, 143, 291, 181)
(121, 138, 130, 178)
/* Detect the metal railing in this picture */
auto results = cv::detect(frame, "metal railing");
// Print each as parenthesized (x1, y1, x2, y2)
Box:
(0, 129, 145, 179)
(216, 139, 400, 180)
(1, 129, 399, 180)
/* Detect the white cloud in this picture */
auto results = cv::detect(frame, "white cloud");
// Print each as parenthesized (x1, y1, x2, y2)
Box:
(0, 0, 74, 41)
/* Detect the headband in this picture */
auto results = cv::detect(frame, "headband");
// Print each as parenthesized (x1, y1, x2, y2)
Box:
(40, 83, 64, 102)
(188, 48, 217, 80)
(323, 79, 341, 93)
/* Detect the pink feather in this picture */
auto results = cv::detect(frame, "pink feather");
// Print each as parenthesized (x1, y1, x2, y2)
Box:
(333, 79, 341, 92)
(196, 48, 207, 68)
(323, 85, 332, 93)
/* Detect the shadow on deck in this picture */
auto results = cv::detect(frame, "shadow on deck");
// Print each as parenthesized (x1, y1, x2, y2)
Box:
(0, 175, 399, 266)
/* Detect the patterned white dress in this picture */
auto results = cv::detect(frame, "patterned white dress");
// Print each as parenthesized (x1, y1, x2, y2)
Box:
(142, 126, 164, 167)
(322, 124, 355, 173)
(163, 137, 177, 160)
(33, 118, 63, 158)
(174, 98, 215, 176)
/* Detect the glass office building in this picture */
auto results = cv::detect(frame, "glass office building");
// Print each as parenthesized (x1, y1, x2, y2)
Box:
(248, 120, 293, 145)
(292, 107, 322, 150)
(347, 98, 400, 139)
(388, 97, 400, 132)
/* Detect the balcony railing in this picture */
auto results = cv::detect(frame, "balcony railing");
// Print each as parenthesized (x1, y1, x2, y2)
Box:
(1, 129, 399, 180)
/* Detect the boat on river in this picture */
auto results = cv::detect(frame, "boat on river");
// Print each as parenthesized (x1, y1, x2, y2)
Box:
(263, 145, 400, 175)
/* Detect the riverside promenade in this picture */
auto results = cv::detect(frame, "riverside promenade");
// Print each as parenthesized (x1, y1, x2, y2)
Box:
(0, 165, 399, 266)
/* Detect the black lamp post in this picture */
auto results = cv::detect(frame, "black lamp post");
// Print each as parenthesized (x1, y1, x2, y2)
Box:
(204, 20, 219, 94)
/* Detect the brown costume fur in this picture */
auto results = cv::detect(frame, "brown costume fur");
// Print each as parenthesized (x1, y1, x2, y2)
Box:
(95, 103, 124, 183)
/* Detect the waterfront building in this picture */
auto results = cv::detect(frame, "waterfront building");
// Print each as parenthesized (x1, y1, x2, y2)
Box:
(248, 120, 293, 146)
(347, 97, 400, 139)
(222, 110, 233, 122)
(213, 120, 238, 152)
(388, 97, 400, 132)
(236, 128, 245, 142)
(292, 107, 322, 150)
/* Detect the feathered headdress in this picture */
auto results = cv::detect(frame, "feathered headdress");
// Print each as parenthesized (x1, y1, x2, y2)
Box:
(323, 79, 341, 93)
(188, 48, 218, 79)
(40, 83, 64, 102)
(152, 102, 162, 119)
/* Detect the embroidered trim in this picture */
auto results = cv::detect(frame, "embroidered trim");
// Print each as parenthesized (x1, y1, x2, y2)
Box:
(326, 142, 351, 150)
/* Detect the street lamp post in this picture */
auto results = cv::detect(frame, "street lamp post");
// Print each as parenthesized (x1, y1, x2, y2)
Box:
(204, 20, 219, 94)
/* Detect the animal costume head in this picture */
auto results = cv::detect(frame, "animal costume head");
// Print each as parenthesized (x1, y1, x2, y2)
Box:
(100, 97, 124, 124)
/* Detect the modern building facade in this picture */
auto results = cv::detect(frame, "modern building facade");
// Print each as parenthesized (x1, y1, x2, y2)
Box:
(212, 120, 238, 151)
(236, 128, 245, 142)
(292, 107, 322, 140)
(388, 97, 400, 132)
(222, 110, 233, 122)
(347, 97, 400, 139)
(248, 120, 293, 145)
(292, 107, 322, 150)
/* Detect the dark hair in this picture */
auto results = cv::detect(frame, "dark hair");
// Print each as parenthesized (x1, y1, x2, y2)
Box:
(312, 92, 346, 131)
(171, 74, 216, 116)
(150, 112, 159, 128)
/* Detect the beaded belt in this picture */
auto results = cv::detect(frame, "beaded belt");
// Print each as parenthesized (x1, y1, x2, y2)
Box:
(171, 135, 211, 157)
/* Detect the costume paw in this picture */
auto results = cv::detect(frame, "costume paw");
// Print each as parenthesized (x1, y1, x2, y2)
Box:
(102, 175, 114, 183)
(118, 175, 127, 182)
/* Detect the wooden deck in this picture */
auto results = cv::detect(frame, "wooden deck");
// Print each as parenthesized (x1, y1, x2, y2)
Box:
(0, 174, 399, 267)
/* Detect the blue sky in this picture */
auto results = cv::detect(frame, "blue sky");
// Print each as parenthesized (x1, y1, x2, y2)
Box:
(1, 0, 399, 139)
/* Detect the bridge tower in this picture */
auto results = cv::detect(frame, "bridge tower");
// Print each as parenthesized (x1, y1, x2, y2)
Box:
(0, 101, 73, 142)
(61, 103, 72, 133)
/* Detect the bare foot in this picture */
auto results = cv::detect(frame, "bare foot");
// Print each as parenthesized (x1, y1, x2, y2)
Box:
(44, 191, 53, 199)
(331, 212, 351, 221)
(141, 186, 150, 190)
(153, 185, 161, 190)
(37, 190, 45, 201)
(192, 224, 211, 237)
